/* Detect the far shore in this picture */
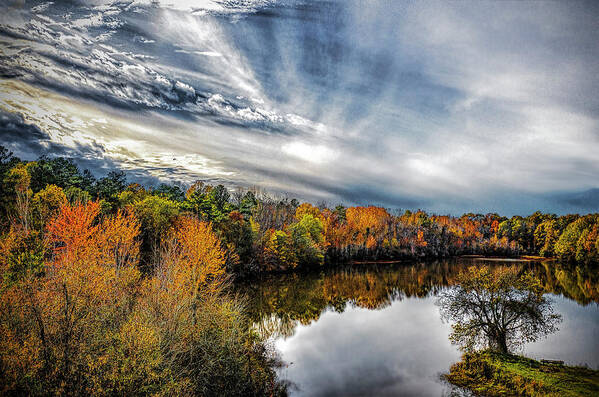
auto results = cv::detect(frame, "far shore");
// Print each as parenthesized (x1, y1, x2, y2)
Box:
(350, 255, 555, 266)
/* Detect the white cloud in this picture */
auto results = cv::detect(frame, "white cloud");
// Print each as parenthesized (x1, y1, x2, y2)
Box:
(282, 142, 338, 164)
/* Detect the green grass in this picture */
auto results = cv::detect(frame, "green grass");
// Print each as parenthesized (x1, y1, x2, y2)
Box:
(445, 351, 599, 396)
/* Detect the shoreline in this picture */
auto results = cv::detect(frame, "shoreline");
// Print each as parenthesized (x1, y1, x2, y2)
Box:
(446, 351, 599, 396)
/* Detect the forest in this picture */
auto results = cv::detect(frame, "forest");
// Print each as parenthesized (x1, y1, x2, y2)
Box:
(1, 146, 597, 277)
(1, 146, 598, 395)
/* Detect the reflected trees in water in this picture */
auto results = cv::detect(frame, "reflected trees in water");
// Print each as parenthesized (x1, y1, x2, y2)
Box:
(437, 266, 562, 354)
(240, 260, 598, 341)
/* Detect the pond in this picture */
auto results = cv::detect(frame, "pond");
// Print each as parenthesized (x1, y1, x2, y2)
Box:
(238, 259, 599, 396)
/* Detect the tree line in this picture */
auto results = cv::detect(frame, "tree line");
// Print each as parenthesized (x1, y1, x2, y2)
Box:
(1, 146, 598, 278)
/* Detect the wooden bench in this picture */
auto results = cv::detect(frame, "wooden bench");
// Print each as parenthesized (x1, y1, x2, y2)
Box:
(541, 359, 564, 365)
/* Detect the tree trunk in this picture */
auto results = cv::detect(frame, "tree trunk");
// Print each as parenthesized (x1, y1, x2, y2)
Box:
(495, 332, 509, 354)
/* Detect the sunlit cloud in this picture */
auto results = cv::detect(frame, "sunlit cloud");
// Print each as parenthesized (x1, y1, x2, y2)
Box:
(282, 142, 337, 165)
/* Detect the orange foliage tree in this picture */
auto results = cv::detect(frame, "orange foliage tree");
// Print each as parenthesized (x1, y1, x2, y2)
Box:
(0, 201, 142, 394)
(345, 206, 391, 250)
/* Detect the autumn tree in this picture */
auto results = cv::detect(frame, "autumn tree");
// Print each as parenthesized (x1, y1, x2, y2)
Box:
(554, 216, 597, 263)
(5, 162, 34, 232)
(31, 184, 67, 230)
(437, 266, 561, 354)
(575, 223, 599, 264)
(140, 214, 285, 396)
(0, 201, 144, 394)
(289, 214, 325, 267)
(345, 206, 391, 257)
(264, 229, 298, 271)
(295, 202, 323, 222)
(166, 216, 226, 297)
(97, 209, 141, 271)
(346, 206, 390, 238)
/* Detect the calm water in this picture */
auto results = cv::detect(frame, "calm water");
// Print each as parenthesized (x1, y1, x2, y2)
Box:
(239, 259, 599, 397)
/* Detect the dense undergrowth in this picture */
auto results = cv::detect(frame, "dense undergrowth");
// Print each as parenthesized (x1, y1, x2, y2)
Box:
(0, 200, 287, 395)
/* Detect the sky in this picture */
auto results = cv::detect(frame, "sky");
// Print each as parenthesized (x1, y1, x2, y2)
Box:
(0, 0, 598, 215)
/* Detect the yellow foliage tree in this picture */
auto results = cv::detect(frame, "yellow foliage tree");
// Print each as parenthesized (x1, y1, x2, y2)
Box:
(31, 184, 67, 230)
(5, 162, 35, 232)
(295, 202, 323, 222)
(159, 216, 227, 299)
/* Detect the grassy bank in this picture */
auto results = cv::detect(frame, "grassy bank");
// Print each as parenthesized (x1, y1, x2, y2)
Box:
(445, 351, 599, 396)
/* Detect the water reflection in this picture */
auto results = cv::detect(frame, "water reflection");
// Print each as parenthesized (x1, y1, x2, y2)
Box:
(241, 260, 598, 340)
(238, 260, 599, 396)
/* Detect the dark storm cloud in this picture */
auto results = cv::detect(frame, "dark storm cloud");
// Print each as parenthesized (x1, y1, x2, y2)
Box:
(550, 189, 599, 213)
(0, 109, 62, 156)
(0, 109, 163, 185)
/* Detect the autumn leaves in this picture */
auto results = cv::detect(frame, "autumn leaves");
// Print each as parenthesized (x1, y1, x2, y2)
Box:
(0, 199, 284, 395)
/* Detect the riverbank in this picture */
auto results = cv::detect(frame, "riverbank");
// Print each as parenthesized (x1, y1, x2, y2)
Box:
(343, 254, 552, 269)
(351, 255, 555, 264)
(459, 254, 554, 262)
(445, 351, 599, 396)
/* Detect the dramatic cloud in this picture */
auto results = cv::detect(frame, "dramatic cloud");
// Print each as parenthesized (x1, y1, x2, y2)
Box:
(1, 0, 598, 214)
